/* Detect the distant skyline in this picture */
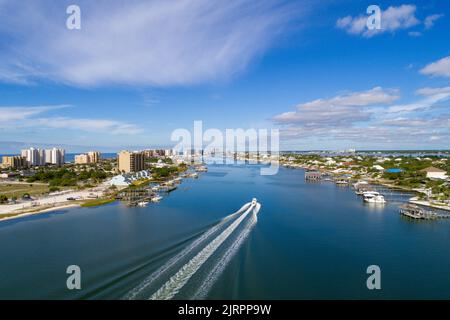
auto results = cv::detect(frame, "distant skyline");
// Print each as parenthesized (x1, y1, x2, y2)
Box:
(1, 0, 449, 151)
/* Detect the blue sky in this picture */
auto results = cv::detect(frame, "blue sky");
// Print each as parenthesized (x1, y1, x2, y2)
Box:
(0, 0, 449, 152)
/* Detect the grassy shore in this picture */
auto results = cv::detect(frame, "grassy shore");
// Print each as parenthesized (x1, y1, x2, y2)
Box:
(81, 198, 116, 207)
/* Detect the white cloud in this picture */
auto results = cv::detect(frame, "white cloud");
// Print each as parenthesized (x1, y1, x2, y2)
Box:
(33, 117, 142, 135)
(297, 87, 400, 108)
(272, 86, 450, 145)
(0, 106, 141, 134)
(416, 86, 450, 96)
(273, 87, 400, 126)
(0, 0, 302, 87)
(336, 5, 420, 37)
(424, 14, 444, 29)
(420, 56, 450, 77)
(0, 105, 69, 122)
(386, 91, 450, 113)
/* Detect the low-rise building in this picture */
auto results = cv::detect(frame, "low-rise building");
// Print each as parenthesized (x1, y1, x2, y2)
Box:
(109, 170, 151, 186)
(421, 167, 448, 180)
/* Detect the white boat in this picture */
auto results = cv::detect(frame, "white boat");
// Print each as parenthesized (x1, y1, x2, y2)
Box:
(151, 195, 163, 202)
(137, 201, 149, 207)
(363, 191, 386, 203)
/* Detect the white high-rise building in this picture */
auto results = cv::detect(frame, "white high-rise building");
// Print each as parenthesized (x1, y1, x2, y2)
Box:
(21, 147, 65, 166)
(46, 148, 65, 166)
(21, 147, 45, 166)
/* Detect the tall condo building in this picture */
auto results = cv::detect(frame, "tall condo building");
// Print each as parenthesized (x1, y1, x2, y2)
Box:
(21, 147, 65, 166)
(21, 148, 45, 166)
(117, 150, 144, 173)
(46, 148, 65, 166)
(75, 151, 101, 164)
(1, 156, 27, 169)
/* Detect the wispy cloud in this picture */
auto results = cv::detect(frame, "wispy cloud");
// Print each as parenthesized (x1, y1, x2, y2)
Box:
(0, 106, 141, 134)
(0, 105, 69, 122)
(424, 14, 444, 29)
(0, 0, 304, 87)
(420, 56, 450, 77)
(386, 91, 450, 114)
(33, 117, 142, 135)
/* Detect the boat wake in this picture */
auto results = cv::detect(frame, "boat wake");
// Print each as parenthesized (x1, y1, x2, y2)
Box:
(122, 202, 254, 300)
(149, 202, 257, 300)
(193, 203, 261, 299)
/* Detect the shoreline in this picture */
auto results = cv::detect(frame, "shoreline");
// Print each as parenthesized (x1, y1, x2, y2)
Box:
(280, 162, 450, 212)
(0, 203, 81, 222)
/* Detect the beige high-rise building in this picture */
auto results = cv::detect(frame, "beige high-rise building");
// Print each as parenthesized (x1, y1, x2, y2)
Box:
(117, 151, 144, 173)
(88, 151, 100, 163)
(74, 154, 89, 164)
(2, 156, 27, 169)
(74, 151, 101, 164)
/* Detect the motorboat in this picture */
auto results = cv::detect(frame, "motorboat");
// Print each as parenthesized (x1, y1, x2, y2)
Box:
(363, 191, 386, 203)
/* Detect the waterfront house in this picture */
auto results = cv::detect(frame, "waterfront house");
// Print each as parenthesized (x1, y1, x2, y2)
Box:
(305, 171, 321, 181)
(109, 170, 152, 186)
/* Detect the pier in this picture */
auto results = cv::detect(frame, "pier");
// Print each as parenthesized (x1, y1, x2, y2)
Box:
(400, 204, 450, 220)
(116, 187, 154, 206)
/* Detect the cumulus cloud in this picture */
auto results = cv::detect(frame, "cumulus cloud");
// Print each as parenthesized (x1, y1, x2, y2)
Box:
(0, 0, 301, 87)
(272, 86, 450, 145)
(273, 87, 400, 127)
(336, 4, 420, 37)
(420, 56, 450, 77)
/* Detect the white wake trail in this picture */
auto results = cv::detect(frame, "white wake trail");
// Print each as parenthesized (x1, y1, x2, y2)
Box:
(123, 202, 251, 300)
(193, 204, 260, 299)
(149, 203, 256, 300)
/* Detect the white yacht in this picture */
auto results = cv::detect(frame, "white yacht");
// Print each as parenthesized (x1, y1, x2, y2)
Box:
(363, 191, 386, 203)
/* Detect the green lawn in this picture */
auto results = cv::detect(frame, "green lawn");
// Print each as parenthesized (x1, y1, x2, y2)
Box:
(0, 183, 50, 198)
(81, 198, 116, 207)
